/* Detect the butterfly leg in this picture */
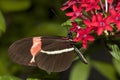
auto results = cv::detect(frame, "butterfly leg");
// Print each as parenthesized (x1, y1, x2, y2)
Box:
(72, 45, 88, 64)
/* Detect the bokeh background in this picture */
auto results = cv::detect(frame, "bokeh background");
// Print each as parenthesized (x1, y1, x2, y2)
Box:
(0, 0, 120, 80)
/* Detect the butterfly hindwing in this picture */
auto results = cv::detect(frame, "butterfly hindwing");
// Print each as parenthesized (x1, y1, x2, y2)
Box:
(35, 37, 74, 72)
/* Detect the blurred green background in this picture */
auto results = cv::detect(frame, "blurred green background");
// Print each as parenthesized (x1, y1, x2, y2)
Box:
(0, 0, 120, 80)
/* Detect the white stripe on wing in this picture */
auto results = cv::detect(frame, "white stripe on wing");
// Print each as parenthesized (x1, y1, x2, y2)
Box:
(41, 48, 74, 54)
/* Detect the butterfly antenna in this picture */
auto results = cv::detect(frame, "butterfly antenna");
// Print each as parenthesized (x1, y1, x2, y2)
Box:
(72, 45, 88, 64)
(50, 8, 58, 18)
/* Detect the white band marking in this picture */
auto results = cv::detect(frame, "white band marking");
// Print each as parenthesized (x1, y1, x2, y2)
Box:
(41, 48, 74, 54)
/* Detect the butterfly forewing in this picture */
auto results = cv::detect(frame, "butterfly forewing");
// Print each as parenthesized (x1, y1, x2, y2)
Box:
(8, 38, 37, 66)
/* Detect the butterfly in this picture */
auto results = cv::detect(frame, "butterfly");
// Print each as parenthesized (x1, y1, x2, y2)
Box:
(8, 32, 87, 72)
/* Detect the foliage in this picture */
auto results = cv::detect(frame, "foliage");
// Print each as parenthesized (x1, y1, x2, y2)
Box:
(0, 11, 6, 36)
(0, 75, 21, 80)
(0, 0, 120, 80)
(108, 44, 120, 61)
(70, 61, 91, 80)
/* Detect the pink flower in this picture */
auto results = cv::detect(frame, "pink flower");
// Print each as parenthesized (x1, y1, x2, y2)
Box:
(61, 0, 80, 11)
(83, 18, 98, 33)
(73, 28, 94, 48)
(66, 5, 82, 20)
(84, 18, 97, 29)
(90, 14, 112, 35)
(110, 8, 120, 30)
(61, 0, 120, 49)
(81, 0, 100, 11)
(108, 0, 113, 4)
(115, 2, 120, 12)
(70, 22, 81, 32)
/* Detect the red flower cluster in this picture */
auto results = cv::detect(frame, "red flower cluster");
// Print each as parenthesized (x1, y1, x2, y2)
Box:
(61, 0, 120, 49)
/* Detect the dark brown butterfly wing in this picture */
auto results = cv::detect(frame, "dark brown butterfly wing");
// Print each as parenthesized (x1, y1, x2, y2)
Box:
(8, 37, 37, 66)
(8, 36, 66, 66)
(35, 38, 74, 72)
(35, 52, 73, 72)
(8, 36, 74, 72)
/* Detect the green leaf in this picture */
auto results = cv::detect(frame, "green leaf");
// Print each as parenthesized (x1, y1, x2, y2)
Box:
(61, 20, 72, 27)
(0, 11, 6, 35)
(113, 59, 120, 75)
(92, 61, 117, 80)
(74, 18, 82, 23)
(108, 44, 120, 61)
(27, 78, 40, 80)
(61, 19, 82, 27)
(0, 75, 21, 80)
(0, 0, 31, 12)
(0, 60, 9, 75)
(70, 62, 91, 80)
